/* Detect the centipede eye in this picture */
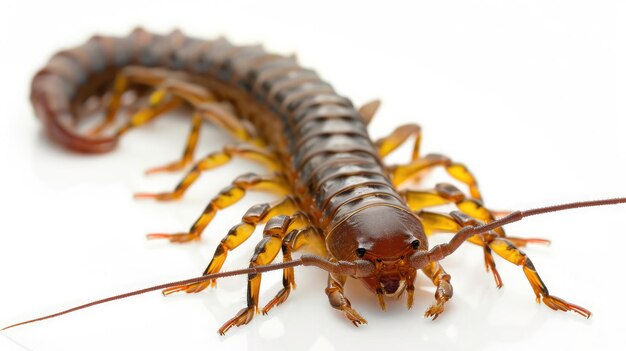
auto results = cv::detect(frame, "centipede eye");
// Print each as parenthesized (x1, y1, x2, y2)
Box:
(356, 248, 366, 257)
(411, 239, 421, 249)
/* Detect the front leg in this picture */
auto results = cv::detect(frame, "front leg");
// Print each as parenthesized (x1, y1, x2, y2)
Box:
(325, 274, 367, 326)
(421, 261, 453, 320)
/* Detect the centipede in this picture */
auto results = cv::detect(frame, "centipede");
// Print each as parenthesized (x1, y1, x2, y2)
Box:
(3, 28, 625, 335)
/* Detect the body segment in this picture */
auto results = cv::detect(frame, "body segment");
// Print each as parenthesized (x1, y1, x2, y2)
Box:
(22, 28, 597, 333)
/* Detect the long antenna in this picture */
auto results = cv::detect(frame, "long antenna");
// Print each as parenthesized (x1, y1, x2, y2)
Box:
(413, 197, 626, 266)
(4, 197, 626, 331)
(1, 254, 369, 331)
(1, 260, 304, 331)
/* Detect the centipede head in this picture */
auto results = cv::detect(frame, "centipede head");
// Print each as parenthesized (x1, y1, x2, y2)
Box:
(327, 206, 428, 301)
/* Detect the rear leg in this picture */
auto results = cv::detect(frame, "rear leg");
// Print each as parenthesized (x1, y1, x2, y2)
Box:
(88, 66, 180, 135)
(489, 238, 591, 318)
(145, 102, 261, 175)
(145, 173, 290, 243)
(140, 80, 261, 174)
(143, 111, 202, 175)
(112, 93, 182, 137)
(135, 144, 281, 201)
(90, 67, 260, 173)
(148, 80, 258, 144)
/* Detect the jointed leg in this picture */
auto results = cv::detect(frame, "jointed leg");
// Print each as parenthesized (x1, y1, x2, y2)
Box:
(389, 153, 483, 201)
(91, 67, 259, 159)
(404, 183, 551, 244)
(130, 81, 262, 175)
(417, 210, 547, 288)
(489, 238, 591, 318)
(405, 269, 417, 309)
(262, 223, 326, 314)
(135, 145, 281, 201)
(145, 111, 203, 174)
(146, 174, 290, 243)
(113, 94, 182, 137)
(404, 183, 504, 236)
(421, 261, 453, 320)
(89, 66, 180, 135)
(375, 123, 421, 161)
(147, 80, 258, 144)
(217, 214, 310, 335)
(325, 273, 367, 327)
(141, 81, 262, 174)
(162, 198, 299, 296)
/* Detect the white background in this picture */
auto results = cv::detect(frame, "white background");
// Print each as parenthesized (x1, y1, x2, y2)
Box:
(1, 1, 625, 350)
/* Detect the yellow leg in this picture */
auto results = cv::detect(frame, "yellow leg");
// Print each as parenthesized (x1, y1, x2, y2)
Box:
(375, 123, 421, 161)
(217, 214, 312, 335)
(136, 75, 257, 144)
(144, 111, 203, 174)
(416, 209, 547, 288)
(489, 238, 591, 318)
(135, 145, 281, 201)
(113, 95, 182, 137)
(262, 223, 326, 314)
(145, 174, 290, 243)
(161, 198, 300, 296)
(141, 80, 261, 174)
(194, 101, 260, 146)
(405, 183, 551, 243)
(389, 153, 483, 201)
(403, 183, 503, 236)
(90, 67, 260, 166)
(421, 261, 453, 320)
(89, 66, 180, 136)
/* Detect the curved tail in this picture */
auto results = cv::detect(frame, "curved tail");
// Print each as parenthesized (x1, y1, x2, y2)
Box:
(31, 69, 118, 154)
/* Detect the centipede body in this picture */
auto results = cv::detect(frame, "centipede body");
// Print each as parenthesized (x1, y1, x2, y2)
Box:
(1, 10, 624, 351)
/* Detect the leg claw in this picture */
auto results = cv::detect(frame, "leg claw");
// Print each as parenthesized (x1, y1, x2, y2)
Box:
(146, 232, 200, 243)
(342, 306, 367, 327)
(261, 288, 290, 315)
(134, 192, 180, 201)
(162, 281, 211, 296)
(424, 301, 447, 320)
(145, 162, 189, 175)
(218, 307, 255, 335)
(542, 295, 591, 318)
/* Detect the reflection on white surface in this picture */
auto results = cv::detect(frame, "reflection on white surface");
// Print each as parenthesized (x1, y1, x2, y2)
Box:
(1, 1, 625, 351)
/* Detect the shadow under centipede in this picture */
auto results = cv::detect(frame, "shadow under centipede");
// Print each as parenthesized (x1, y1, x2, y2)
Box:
(236, 285, 547, 351)
(149, 252, 559, 350)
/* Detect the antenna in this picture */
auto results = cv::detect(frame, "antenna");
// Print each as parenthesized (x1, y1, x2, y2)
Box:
(4, 196, 625, 331)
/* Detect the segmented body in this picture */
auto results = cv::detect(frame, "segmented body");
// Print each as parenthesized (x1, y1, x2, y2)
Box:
(27, 28, 593, 333)
(31, 28, 407, 240)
